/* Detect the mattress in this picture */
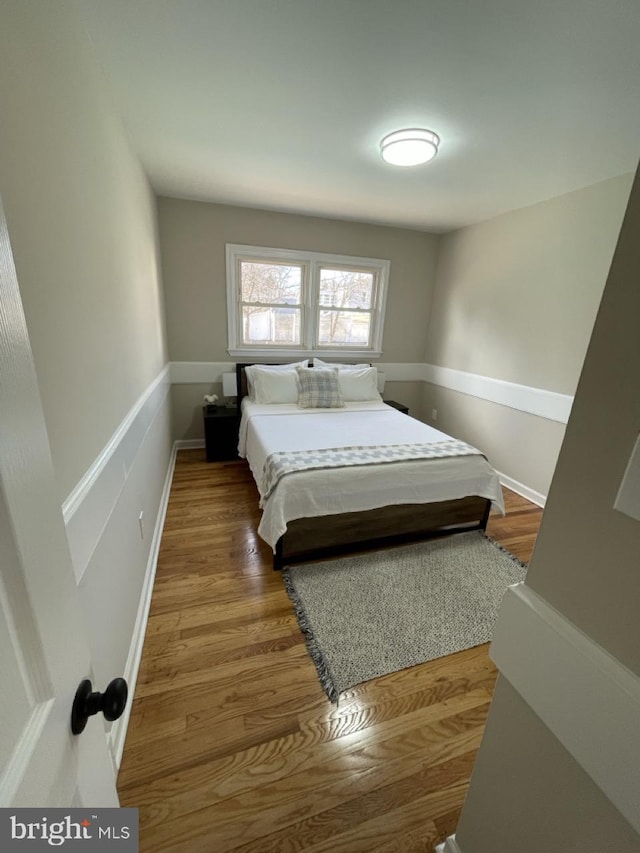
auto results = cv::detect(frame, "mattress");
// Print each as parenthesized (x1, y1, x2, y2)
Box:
(239, 399, 505, 550)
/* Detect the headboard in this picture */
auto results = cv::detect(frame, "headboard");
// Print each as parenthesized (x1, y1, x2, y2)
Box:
(235, 363, 255, 403)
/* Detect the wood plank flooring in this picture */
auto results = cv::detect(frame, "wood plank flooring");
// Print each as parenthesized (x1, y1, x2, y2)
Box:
(117, 451, 543, 852)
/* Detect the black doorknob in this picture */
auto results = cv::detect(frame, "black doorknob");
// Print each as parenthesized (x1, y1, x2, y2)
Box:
(71, 677, 128, 735)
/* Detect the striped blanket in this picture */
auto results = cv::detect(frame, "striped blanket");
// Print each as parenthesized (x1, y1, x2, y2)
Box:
(260, 440, 483, 505)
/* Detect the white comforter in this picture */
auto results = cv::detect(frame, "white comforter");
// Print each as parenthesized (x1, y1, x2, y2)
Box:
(239, 400, 505, 550)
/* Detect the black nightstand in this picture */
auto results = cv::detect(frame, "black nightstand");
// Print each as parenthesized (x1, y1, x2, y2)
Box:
(203, 406, 240, 462)
(383, 399, 409, 415)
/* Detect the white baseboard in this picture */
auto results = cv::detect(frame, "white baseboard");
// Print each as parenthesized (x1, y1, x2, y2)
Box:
(435, 836, 462, 853)
(108, 442, 178, 768)
(175, 439, 205, 450)
(497, 470, 546, 507)
(491, 583, 640, 835)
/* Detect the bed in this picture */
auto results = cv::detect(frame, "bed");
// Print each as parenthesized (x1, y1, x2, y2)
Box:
(236, 362, 505, 568)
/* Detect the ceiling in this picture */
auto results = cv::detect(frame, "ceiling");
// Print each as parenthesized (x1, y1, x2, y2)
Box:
(76, 0, 640, 232)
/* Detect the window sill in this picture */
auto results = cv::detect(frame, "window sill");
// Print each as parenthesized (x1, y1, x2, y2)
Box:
(227, 348, 382, 360)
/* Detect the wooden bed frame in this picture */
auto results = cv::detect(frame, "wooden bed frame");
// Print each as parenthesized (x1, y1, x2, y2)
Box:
(236, 363, 491, 569)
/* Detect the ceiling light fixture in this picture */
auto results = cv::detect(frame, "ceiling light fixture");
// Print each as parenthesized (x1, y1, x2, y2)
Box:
(380, 128, 440, 166)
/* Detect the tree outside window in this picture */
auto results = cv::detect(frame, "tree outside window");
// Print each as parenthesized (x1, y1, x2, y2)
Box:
(226, 244, 389, 357)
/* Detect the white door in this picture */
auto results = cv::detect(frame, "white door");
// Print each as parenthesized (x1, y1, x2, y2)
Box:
(0, 196, 119, 807)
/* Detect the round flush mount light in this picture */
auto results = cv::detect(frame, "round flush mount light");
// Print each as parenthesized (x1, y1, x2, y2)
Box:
(380, 128, 440, 166)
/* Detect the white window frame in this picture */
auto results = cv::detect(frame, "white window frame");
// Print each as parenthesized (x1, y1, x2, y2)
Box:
(225, 244, 390, 359)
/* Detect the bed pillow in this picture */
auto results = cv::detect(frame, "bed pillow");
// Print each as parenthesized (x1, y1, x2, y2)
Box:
(338, 366, 382, 401)
(247, 365, 301, 404)
(245, 360, 309, 400)
(312, 358, 369, 370)
(295, 366, 345, 409)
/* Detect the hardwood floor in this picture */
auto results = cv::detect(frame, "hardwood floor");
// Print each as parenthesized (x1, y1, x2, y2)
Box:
(117, 451, 543, 852)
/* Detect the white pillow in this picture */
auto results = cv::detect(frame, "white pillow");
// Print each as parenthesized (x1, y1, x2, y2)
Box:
(313, 357, 369, 370)
(245, 360, 308, 399)
(337, 366, 382, 401)
(246, 365, 301, 404)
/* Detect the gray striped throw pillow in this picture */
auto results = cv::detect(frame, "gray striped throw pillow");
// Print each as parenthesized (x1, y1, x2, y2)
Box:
(295, 366, 345, 409)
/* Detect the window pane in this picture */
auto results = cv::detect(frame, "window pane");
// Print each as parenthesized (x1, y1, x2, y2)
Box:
(318, 310, 371, 345)
(240, 261, 302, 305)
(242, 306, 300, 345)
(319, 268, 373, 309)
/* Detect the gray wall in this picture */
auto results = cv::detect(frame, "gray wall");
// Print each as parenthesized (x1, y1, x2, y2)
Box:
(458, 678, 640, 853)
(424, 174, 632, 495)
(525, 180, 640, 674)
(421, 383, 565, 498)
(455, 165, 640, 852)
(159, 197, 438, 363)
(0, 0, 168, 502)
(426, 174, 631, 392)
(0, 0, 172, 761)
(160, 179, 632, 490)
(159, 196, 439, 438)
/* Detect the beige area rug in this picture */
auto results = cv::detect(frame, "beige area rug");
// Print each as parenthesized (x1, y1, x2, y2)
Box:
(282, 531, 527, 702)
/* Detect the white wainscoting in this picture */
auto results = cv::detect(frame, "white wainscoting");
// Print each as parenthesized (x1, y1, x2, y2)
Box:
(170, 359, 573, 506)
(63, 365, 171, 583)
(168, 360, 433, 386)
(423, 363, 574, 424)
(169, 360, 574, 427)
(491, 583, 640, 835)
(60, 364, 175, 768)
(108, 442, 178, 767)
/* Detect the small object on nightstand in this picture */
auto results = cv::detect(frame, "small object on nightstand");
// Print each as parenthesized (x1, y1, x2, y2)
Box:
(383, 399, 409, 415)
(203, 405, 240, 462)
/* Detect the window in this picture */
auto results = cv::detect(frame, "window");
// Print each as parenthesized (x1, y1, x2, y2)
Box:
(226, 244, 390, 358)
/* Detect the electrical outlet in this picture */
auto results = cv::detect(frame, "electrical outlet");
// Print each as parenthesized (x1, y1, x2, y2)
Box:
(431, 408, 438, 421)
(138, 511, 145, 539)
